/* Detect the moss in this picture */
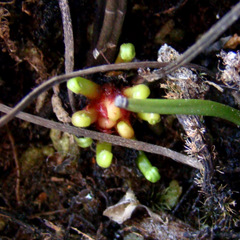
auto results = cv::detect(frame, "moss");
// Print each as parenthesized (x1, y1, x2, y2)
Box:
(160, 180, 182, 209)
(50, 129, 80, 158)
(20, 145, 54, 174)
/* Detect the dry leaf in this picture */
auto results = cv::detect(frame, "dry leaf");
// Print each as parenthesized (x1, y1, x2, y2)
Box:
(103, 189, 165, 224)
(103, 189, 139, 224)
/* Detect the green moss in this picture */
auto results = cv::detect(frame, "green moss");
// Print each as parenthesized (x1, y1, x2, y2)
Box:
(50, 129, 80, 158)
(20, 146, 54, 174)
(160, 180, 182, 209)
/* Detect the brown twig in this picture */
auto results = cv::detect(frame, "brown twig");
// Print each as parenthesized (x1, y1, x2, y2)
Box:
(0, 61, 164, 127)
(6, 126, 21, 205)
(93, 0, 118, 60)
(58, 0, 76, 112)
(0, 61, 212, 127)
(104, 0, 127, 62)
(93, 0, 127, 64)
(28, 209, 67, 219)
(154, 1, 240, 78)
(0, 103, 202, 170)
(71, 227, 95, 240)
(0, 0, 15, 5)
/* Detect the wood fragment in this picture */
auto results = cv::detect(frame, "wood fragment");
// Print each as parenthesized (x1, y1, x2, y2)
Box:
(58, 0, 75, 112)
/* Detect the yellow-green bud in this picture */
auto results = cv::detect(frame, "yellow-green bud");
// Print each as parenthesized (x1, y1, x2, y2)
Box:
(123, 84, 150, 99)
(72, 109, 97, 128)
(74, 136, 93, 148)
(137, 112, 161, 125)
(116, 121, 135, 139)
(67, 77, 100, 99)
(115, 43, 136, 63)
(96, 142, 113, 168)
(136, 151, 160, 183)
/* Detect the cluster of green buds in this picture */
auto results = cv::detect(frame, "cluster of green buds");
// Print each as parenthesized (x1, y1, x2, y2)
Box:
(123, 84, 161, 125)
(66, 43, 161, 183)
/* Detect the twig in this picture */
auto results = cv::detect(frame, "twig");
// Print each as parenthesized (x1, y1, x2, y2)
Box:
(94, 0, 118, 59)
(0, 103, 202, 170)
(93, 0, 127, 63)
(155, 1, 240, 78)
(0, 61, 163, 127)
(58, 0, 76, 112)
(28, 209, 67, 219)
(71, 227, 95, 240)
(0, 0, 15, 5)
(104, 0, 127, 62)
(0, 61, 211, 127)
(172, 182, 195, 215)
(6, 126, 21, 205)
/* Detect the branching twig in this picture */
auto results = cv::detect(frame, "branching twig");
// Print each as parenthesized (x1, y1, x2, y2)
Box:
(0, 61, 212, 127)
(0, 103, 202, 170)
(155, 1, 240, 78)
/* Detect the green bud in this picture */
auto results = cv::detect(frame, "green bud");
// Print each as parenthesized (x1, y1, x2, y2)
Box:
(71, 109, 97, 128)
(96, 142, 113, 168)
(115, 43, 136, 63)
(136, 151, 161, 183)
(67, 77, 100, 99)
(145, 167, 161, 183)
(123, 84, 150, 99)
(137, 112, 161, 125)
(74, 136, 93, 148)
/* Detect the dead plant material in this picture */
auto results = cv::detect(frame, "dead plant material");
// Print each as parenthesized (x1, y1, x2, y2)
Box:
(151, 1, 240, 79)
(218, 50, 240, 90)
(92, 0, 127, 64)
(123, 211, 196, 240)
(58, 0, 75, 113)
(51, 86, 71, 123)
(157, 44, 214, 191)
(224, 33, 240, 49)
(0, 7, 18, 61)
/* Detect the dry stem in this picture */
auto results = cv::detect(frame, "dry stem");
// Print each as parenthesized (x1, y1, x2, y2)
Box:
(0, 103, 202, 170)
